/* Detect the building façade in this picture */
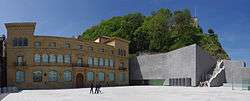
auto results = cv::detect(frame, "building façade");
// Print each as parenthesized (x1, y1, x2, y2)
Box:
(5, 22, 129, 89)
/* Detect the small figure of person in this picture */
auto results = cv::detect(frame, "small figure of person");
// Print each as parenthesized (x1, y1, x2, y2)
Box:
(98, 84, 102, 94)
(90, 83, 94, 94)
(94, 83, 98, 94)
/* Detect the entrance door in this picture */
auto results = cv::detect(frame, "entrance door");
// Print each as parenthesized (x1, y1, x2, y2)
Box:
(76, 73, 84, 88)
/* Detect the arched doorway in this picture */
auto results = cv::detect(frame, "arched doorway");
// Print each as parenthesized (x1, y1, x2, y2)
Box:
(76, 73, 84, 88)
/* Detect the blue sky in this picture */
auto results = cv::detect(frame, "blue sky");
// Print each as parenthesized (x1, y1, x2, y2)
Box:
(0, 0, 250, 65)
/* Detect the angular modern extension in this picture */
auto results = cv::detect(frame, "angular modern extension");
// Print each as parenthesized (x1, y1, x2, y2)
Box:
(130, 44, 250, 88)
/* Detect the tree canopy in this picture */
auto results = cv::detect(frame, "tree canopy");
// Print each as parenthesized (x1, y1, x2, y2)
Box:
(81, 8, 229, 60)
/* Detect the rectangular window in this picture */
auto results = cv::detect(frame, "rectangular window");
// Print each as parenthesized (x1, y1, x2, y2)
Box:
(110, 59, 114, 67)
(49, 54, 56, 63)
(49, 42, 56, 48)
(105, 59, 109, 67)
(77, 45, 83, 50)
(64, 54, 71, 64)
(100, 48, 104, 52)
(77, 58, 82, 66)
(99, 58, 104, 67)
(33, 71, 42, 82)
(42, 54, 49, 63)
(57, 55, 63, 63)
(88, 57, 93, 67)
(94, 58, 99, 66)
(34, 41, 41, 48)
(65, 43, 70, 48)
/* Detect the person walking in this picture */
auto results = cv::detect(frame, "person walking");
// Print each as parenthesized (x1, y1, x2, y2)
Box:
(89, 83, 94, 94)
(98, 84, 102, 94)
(94, 83, 98, 94)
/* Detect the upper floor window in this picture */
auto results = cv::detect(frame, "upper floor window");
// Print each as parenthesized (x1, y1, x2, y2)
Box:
(16, 56, 25, 66)
(88, 57, 93, 67)
(13, 37, 28, 47)
(94, 58, 99, 66)
(120, 62, 125, 68)
(17, 56, 24, 64)
(77, 45, 83, 50)
(104, 59, 109, 67)
(110, 59, 114, 67)
(34, 54, 41, 63)
(100, 48, 105, 52)
(49, 42, 56, 48)
(88, 46, 93, 52)
(65, 43, 70, 48)
(99, 58, 104, 67)
(111, 50, 114, 54)
(34, 41, 41, 48)
(49, 54, 56, 63)
(77, 58, 82, 66)
(42, 54, 49, 63)
(64, 54, 71, 64)
(57, 55, 63, 63)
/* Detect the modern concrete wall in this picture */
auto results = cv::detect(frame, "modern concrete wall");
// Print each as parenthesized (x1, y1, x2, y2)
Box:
(130, 44, 217, 86)
(224, 60, 250, 84)
(196, 45, 217, 85)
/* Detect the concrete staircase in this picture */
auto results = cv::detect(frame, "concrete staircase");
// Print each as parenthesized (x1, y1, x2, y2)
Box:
(207, 60, 225, 87)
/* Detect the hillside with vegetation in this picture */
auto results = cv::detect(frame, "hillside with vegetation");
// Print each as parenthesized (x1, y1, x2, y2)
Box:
(81, 8, 229, 60)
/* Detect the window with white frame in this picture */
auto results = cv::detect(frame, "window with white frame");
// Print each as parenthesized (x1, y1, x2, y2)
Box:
(64, 54, 71, 64)
(42, 54, 49, 63)
(110, 59, 113, 67)
(88, 57, 93, 67)
(49, 54, 56, 63)
(34, 54, 41, 63)
(57, 55, 63, 63)
(99, 58, 104, 66)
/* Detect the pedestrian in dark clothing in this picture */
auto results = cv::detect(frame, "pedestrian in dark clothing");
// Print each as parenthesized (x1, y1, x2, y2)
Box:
(94, 84, 98, 94)
(98, 84, 102, 94)
(90, 83, 94, 94)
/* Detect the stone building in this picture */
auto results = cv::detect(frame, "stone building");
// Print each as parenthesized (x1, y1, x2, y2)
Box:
(5, 22, 129, 89)
(0, 35, 7, 87)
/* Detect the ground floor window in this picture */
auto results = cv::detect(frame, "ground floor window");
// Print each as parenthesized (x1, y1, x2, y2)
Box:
(48, 70, 58, 81)
(98, 72, 105, 81)
(64, 71, 72, 81)
(33, 71, 42, 82)
(119, 72, 125, 81)
(16, 71, 25, 83)
(87, 72, 94, 81)
(108, 72, 114, 81)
